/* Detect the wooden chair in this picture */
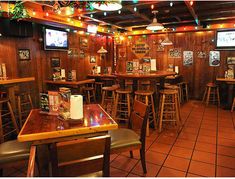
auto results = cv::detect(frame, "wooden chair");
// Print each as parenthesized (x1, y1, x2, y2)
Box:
(27, 135, 111, 177)
(0, 98, 31, 176)
(108, 100, 150, 173)
(83, 81, 96, 104)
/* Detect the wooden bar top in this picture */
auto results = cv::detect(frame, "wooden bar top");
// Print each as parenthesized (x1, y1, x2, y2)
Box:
(165, 75, 182, 80)
(44, 79, 95, 85)
(216, 78, 235, 83)
(18, 104, 117, 143)
(115, 71, 176, 79)
(0, 77, 35, 85)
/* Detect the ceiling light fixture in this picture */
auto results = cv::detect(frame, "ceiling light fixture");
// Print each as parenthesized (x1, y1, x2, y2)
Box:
(92, 0, 122, 11)
(161, 35, 173, 46)
(97, 46, 108, 54)
(146, 10, 164, 31)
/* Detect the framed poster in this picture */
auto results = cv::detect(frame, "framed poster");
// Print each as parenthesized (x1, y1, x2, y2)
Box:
(209, 51, 220, 66)
(183, 51, 193, 66)
(18, 49, 30, 60)
(90, 56, 96, 63)
(227, 57, 235, 65)
(168, 48, 181, 58)
(197, 51, 207, 59)
(51, 57, 60, 68)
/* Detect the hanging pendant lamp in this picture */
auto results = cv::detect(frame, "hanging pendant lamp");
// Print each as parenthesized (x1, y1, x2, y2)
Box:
(92, 0, 122, 11)
(146, 10, 164, 31)
(161, 35, 173, 46)
(97, 46, 108, 54)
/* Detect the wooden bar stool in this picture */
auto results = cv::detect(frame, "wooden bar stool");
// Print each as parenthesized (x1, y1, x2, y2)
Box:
(202, 82, 220, 106)
(101, 85, 119, 115)
(83, 82, 96, 104)
(0, 98, 19, 141)
(177, 82, 189, 102)
(158, 89, 181, 133)
(15, 92, 33, 128)
(112, 89, 132, 123)
(134, 90, 157, 136)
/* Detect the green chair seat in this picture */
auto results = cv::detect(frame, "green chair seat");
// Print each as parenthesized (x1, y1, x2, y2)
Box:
(0, 140, 31, 165)
(108, 128, 141, 149)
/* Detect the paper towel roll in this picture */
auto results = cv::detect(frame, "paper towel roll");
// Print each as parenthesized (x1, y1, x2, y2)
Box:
(175, 66, 179, 74)
(70, 95, 83, 120)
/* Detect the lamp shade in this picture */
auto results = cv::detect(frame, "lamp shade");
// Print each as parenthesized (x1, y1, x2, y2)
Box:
(92, 1, 122, 11)
(97, 46, 108, 54)
(161, 36, 173, 46)
(146, 17, 164, 31)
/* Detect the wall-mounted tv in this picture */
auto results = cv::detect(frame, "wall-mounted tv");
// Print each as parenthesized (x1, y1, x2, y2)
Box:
(216, 29, 235, 50)
(44, 28, 68, 51)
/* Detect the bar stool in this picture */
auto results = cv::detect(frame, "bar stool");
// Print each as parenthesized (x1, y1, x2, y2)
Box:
(138, 80, 151, 90)
(134, 90, 157, 136)
(101, 85, 119, 115)
(158, 89, 181, 133)
(202, 82, 220, 106)
(0, 98, 19, 141)
(177, 82, 189, 102)
(83, 82, 96, 104)
(231, 97, 235, 112)
(112, 89, 132, 123)
(15, 92, 33, 128)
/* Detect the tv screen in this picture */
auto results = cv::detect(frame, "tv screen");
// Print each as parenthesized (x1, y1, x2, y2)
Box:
(44, 28, 68, 50)
(216, 29, 235, 50)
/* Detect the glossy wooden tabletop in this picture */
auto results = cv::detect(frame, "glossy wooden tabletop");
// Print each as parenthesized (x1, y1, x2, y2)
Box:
(0, 77, 35, 85)
(87, 74, 117, 78)
(44, 79, 95, 85)
(18, 104, 118, 142)
(216, 78, 235, 83)
(115, 71, 176, 79)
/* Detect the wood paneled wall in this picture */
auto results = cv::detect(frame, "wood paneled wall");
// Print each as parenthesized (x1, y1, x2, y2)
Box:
(0, 24, 113, 106)
(116, 30, 235, 99)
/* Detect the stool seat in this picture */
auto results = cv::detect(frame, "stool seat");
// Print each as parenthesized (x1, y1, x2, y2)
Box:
(0, 140, 31, 165)
(102, 86, 116, 91)
(160, 89, 178, 95)
(95, 82, 104, 85)
(164, 85, 179, 90)
(206, 82, 217, 87)
(116, 89, 132, 94)
(135, 90, 154, 96)
(83, 87, 95, 91)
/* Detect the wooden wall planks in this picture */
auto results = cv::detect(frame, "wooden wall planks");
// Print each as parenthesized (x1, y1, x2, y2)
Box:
(0, 24, 113, 106)
(117, 30, 235, 99)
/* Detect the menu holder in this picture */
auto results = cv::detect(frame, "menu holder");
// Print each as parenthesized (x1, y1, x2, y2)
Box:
(48, 91, 60, 115)
(40, 93, 49, 113)
(58, 87, 71, 120)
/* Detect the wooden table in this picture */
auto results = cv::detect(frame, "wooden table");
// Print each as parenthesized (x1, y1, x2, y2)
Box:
(115, 71, 176, 92)
(44, 79, 95, 93)
(18, 104, 118, 176)
(0, 77, 35, 110)
(87, 74, 117, 79)
(216, 78, 235, 109)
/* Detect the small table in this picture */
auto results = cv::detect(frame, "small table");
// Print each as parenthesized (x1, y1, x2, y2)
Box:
(44, 79, 95, 93)
(0, 77, 35, 110)
(216, 78, 235, 109)
(18, 104, 118, 176)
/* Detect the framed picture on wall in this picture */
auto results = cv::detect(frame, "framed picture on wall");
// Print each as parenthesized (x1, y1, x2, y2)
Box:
(209, 51, 220, 66)
(227, 57, 235, 65)
(18, 49, 30, 60)
(51, 57, 60, 68)
(90, 56, 96, 63)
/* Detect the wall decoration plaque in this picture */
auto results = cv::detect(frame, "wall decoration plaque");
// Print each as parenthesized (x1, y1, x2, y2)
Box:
(18, 49, 30, 60)
(131, 42, 150, 59)
(197, 51, 207, 58)
(126, 61, 133, 72)
(168, 48, 181, 58)
(227, 57, 235, 65)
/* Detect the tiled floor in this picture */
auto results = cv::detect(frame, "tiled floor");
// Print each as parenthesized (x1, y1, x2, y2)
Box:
(3, 100, 235, 177)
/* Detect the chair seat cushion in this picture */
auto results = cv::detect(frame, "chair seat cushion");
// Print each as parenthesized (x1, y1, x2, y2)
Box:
(0, 140, 31, 165)
(108, 128, 141, 149)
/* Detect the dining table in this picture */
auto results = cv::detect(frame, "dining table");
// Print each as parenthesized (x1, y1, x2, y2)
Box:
(0, 77, 35, 111)
(18, 104, 118, 176)
(115, 71, 176, 92)
(44, 79, 95, 93)
(216, 77, 235, 109)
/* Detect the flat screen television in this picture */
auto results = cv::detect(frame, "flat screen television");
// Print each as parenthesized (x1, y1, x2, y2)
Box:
(216, 29, 235, 50)
(44, 28, 68, 50)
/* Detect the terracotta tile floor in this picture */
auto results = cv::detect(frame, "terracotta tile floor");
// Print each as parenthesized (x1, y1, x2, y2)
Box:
(3, 100, 235, 177)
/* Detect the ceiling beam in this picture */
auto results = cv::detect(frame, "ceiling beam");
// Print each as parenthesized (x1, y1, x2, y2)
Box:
(124, 6, 152, 23)
(184, 1, 200, 25)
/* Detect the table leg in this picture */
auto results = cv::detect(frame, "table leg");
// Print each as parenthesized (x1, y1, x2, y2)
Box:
(132, 79, 138, 92)
(36, 144, 51, 176)
(159, 77, 165, 90)
(120, 79, 125, 89)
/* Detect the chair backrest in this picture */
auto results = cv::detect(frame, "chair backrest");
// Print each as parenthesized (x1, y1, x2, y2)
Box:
(128, 100, 150, 144)
(50, 135, 111, 177)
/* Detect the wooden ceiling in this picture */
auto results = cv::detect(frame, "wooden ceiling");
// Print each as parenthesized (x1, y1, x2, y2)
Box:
(5, 1, 235, 32)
